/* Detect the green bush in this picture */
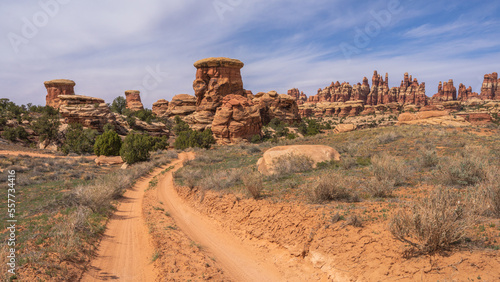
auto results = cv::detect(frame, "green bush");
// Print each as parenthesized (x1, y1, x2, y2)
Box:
(133, 109, 155, 124)
(174, 128, 215, 150)
(94, 130, 122, 156)
(2, 126, 29, 142)
(173, 116, 190, 135)
(62, 123, 99, 155)
(31, 107, 60, 142)
(297, 118, 321, 136)
(150, 136, 169, 151)
(120, 133, 153, 164)
(110, 96, 127, 114)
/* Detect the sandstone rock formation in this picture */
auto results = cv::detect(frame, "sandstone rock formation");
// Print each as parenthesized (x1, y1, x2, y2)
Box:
(253, 91, 301, 125)
(431, 80, 456, 102)
(287, 88, 307, 105)
(298, 71, 427, 118)
(211, 94, 262, 145)
(397, 110, 470, 127)
(94, 155, 124, 166)
(124, 90, 144, 112)
(456, 113, 492, 125)
(152, 99, 169, 117)
(45, 79, 75, 108)
(333, 124, 357, 133)
(58, 95, 114, 130)
(480, 72, 500, 100)
(257, 145, 341, 175)
(165, 94, 197, 117)
(457, 84, 480, 101)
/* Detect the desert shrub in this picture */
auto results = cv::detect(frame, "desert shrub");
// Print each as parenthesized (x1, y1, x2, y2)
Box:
(417, 148, 439, 168)
(120, 133, 153, 164)
(110, 96, 127, 114)
(30, 107, 60, 142)
(174, 167, 204, 189)
(309, 174, 359, 203)
(271, 153, 314, 177)
(267, 118, 290, 137)
(467, 166, 500, 217)
(246, 146, 261, 154)
(389, 187, 471, 255)
(377, 131, 400, 144)
(62, 123, 98, 155)
(243, 171, 263, 199)
(345, 215, 363, 228)
(250, 134, 261, 143)
(297, 118, 321, 136)
(198, 169, 242, 191)
(2, 126, 28, 142)
(150, 136, 169, 151)
(174, 128, 215, 150)
(436, 150, 487, 187)
(371, 153, 411, 186)
(363, 178, 395, 198)
(94, 129, 122, 156)
(173, 116, 191, 135)
(133, 109, 155, 124)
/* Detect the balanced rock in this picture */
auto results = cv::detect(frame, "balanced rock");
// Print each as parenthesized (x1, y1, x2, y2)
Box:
(124, 90, 144, 112)
(211, 94, 262, 144)
(45, 79, 75, 108)
(257, 145, 341, 175)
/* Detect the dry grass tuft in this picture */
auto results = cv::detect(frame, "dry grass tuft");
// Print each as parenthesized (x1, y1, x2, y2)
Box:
(371, 153, 412, 186)
(243, 171, 263, 199)
(272, 153, 314, 177)
(363, 178, 395, 198)
(389, 187, 473, 255)
(309, 173, 359, 203)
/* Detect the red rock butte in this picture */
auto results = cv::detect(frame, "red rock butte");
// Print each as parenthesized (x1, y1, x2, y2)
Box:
(44, 79, 76, 108)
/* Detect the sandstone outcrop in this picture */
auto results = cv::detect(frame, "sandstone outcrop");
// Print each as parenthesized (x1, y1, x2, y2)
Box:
(397, 110, 470, 127)
(124, 90, 144, 112)
(165, 94, 196, 117)
(333, 124, 356, 133)
(253, 91, 301, 125)
(288, 88, 307, 105)
(298, 71, 428, 118)
(152, 99, 169, 117)
(45, 79, 75, 108)
(457, 84, 480, 101)
(480, 72, 500, 100)
(211, 94, 262, 144)
(257, 145, 341, 175)
(58, 95, 113, 130)
(431, 80, 456, 102)
(456, 113, 492, 125)
(94, 155, 124, 166)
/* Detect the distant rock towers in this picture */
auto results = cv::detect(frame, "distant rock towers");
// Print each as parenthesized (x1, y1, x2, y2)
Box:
(124, 90, 144, 112)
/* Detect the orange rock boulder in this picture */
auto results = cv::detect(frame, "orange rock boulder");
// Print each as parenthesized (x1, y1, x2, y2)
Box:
(257, 145, 341, 175)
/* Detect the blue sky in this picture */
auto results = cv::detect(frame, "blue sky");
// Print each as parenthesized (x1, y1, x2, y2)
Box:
(1, 0, 499, 108)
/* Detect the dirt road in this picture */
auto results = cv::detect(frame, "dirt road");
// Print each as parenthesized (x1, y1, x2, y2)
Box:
(81, 165, 169, 281)
(156, 153, 286, 281)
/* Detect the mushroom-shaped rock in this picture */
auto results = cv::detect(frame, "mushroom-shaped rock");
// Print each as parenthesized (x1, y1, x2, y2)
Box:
(257, 145, 341, 175)
(45, 79, 75, 108)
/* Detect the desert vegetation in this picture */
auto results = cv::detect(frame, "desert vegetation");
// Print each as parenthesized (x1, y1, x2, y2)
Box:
(174, 124, 500, 258)
(0, 150, 177, 281)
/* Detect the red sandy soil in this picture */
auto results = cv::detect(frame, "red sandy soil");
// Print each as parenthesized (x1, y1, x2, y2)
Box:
(81, 165, 166, 281)
(75, 150, 499, 281)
